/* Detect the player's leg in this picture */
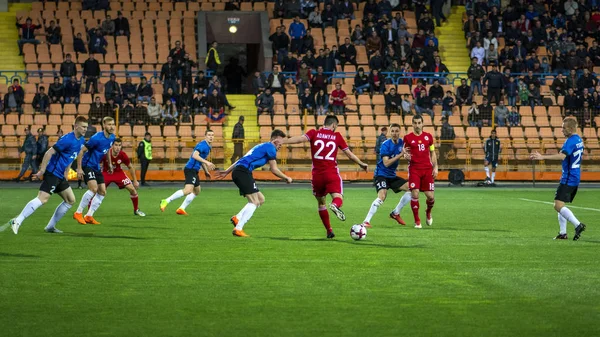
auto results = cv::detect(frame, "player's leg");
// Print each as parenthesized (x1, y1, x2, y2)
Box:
(124, 183, 144, 216)
(85, 174, 106, 223)
(162, 169, 197, 211)
(390, 179, 411, 225)
(422, 173, 435, 226)
(7, 188, 52, 234)
(316, 195, 335, 238)
(74, 176, 98, 224)
(555, 212, 568, 240)
(45, 185, 76, 233)
(491, 161, 497, 183)
(177, 185, 200, 215)
(232, 192, 262, 236)
(484, 159, 490, 181)
(363, 186, 388, 228)
(329, 190, 345, 221)
(553, 185, 586, 241)
(408, 171, 423, 227)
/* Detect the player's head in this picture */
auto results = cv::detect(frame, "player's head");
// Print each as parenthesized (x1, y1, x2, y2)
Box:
(270, 129, 287, 150)
(112, 138, 123, 154)
(323, 115, 339, 130)
(205, 129, 215, 143)
(389, 123, 401, 140)
(102, 117, 116, 134)
(490, 129, 497, 139)
(74, 116, 88, 137)
(412, 114, 424, 133)
(562, 117, 578, 137)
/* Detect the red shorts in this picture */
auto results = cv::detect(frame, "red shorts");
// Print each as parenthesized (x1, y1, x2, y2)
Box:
(408, 168, 435, 192)
(103, 171, 132, 189)
(311, 170, 343, 197)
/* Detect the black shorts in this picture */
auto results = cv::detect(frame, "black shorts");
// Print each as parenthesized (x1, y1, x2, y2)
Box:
(555, 184, 578, 203)
(40, 172, 71, 195)
(232, 166, 259, 196)
(83, 167, 105, 184)
(485, 157, 498, 167)
(184, 168, 200, 187)
(374, 176, 408, 193)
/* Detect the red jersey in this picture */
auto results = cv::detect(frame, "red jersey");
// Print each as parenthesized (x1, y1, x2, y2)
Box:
(403, 131, 434, 170)
(102, 150, 131, 173)
(330, 89, 347, 106)
(304, 127, 349, 173)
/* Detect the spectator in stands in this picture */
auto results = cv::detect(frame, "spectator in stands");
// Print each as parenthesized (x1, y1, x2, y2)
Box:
(307, 7, 323, 28)
(415, 90, 434, 117)
(380, 22, 398, 50)
(289, 16, 307, 54)
(205, 41, 221, 73)
(338, 0, 355, 19)
(32, 86, 50, 115)
(508, 106, 520, 127)
(441, 91, 455, 117)
(504, 76, 517, 107)
(81, 54, 100, 94)
(14, 126, 38, 182)
(483, 64, 503, 104)
(89, 96, 105, 125)
(329, 83, 348, 115)
(169, 41, 186, 67)
(527, 83, 542, 110)
(119, 99, 135, 125)
(88, 29, 107, 54)
(274, 0, 286, 18)
(64, 76, 80, 104)
(299, 29, 314, 55)
(161, 99, 179, 125)
(180, 53, 198, 93)
(114, 11, 130, 37)
(295, 62, 311, 94)
(566, 69, 579, 92)
(413, 80, 426, 99)
(147, 97, 162, 123)
(455, 79, 471, 107)
(468, 102, 481, 127)
(418, 12, 435, 34)
(269, 26, 290, 66)
(353, 67, 370, 94)
(104, 73, 123, 104)
(384, 87, 401, 115)
(179, 87, 193, 123)
(45, 20, 61, 45)
(35, 127, 48, 169)
(374, 126, 388, 163)
(48, 77, 65, 104)
(161, 56, 179, 95)
(494, 100, 509, 127)
(121, 76, 137, 103)
(577, 69, 598, 93)
(251, 71, 267, 95)
(314, 88, 329, 115)
(106, 98, 118, 118)
(369, 49, 385, 71)
(207, 88, 226, 114)
(299, 87, 315, 113)
(192, 91, 208, 116)
(133, 102, 147, 125)
(208, 75, 235, 109)
(438, 116, 455, 165)
(310, 66, 328, 94)
(321, 3, 337, 28)
(550, 73, 566, 100)
(339, 38, 357, 69)
(59, 54, 77, 85)
(429, 80, 444, 105)
(470, 41, 485, 65)
(163, 87, 179, 107)
(300, 0, 316, 18)
(256, 88, 275, 116)
(136, 77, 153, 103)
(16, 17, 41, 55)
(398, 94, 410, 115)
(267, 66, 286, 95)
(4, 79, 24, 114)
(429, 56, 449, 84)
(366, 30, 382, 57)
(194, 71, 209, 94)
(486, 45, 498, 66)
(350, 24, 366, 46)
(101, 15, 115, 36)
(324, 47, 337, 73)
(73, 32, 87, 55)
(285, 0, 301, 18)
(478, 98, 492, 126)
(411, 29, 426, 49)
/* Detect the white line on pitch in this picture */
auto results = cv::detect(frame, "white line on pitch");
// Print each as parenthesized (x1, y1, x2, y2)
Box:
(519, 198, 600, 212)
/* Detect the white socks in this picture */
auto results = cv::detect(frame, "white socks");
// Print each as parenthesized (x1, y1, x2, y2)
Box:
(393, 192, 412, 215)
(559, 207, 581, 227)
(236, 203, 258, 231)
(46, 202, 72, 230)
(491, 172, 496, 183)
(364, 198, 384, 223)
(558, 213, 567, 235)
(86, 194, 104, 217)
(76, 190, 95, 213)
(16, 197, 44, 224)
(180, 193, 196, 210)
(484, 166, 490, 178)
(166, 189, 185, 203)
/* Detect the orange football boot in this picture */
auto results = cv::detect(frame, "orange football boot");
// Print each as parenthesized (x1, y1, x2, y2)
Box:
(232, 229, 249, 237)
(230, 216, 239, 227)
(73, 212, 86, 225)
(84, 215, 101, 225)
(176, 208, 188, 216)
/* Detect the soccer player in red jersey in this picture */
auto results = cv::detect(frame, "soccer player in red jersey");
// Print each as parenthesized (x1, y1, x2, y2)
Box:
(403, 114, 438, 228)
(284, 115, 368, 238)
(96, 138, 145, 216)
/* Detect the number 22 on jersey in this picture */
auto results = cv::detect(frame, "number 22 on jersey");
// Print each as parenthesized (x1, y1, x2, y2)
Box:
(313, 140, 336, 161)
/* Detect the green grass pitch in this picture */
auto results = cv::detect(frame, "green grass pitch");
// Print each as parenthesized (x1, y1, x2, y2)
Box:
(0, 185, 599, 337)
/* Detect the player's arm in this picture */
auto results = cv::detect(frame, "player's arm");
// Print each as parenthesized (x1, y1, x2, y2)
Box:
(530, 151, 567, 161)
(76, 145, 89, 179)
(268, 159, 292, 183)
(126, 163, 139, 188)
(34, 147, 56, 180)
(201, 163, 211, 179)
(342, 148, 368, 171)
(283, 135, 309, 144)
(430, 144, 438, 178)
(216, 161, 238, 179)
(192, 150, 216, 170)
(382, 154, 401, 167)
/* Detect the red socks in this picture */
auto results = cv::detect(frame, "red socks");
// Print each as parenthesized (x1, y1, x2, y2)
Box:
(410, 198, 420, 224)
(331, 197, 343, 209)
(131, 194, 139, 211)
(426, 198, 434, 216)
(318, 207, 332, 233)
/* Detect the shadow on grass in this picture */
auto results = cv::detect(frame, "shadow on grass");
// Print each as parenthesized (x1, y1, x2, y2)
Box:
(432, 227, 511, 233)
(110, 224, 171, 230)
(266, 237, 426, 249)
(0, 252, 40, 258)
(65, 233, 147, 240)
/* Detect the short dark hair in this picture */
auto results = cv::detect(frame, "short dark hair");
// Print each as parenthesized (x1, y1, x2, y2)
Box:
(114, 138, 122, 143)
(412, 114, 424, 122)
(205, 129, 214, 135)
(324, 115, 339, 127)
(270, 129, 286, 139)
(75, 116, 88, 125)
(389, 123, 401, 129)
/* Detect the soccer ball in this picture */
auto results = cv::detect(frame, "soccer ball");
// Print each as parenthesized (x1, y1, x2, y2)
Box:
(350, 224, 367, 240)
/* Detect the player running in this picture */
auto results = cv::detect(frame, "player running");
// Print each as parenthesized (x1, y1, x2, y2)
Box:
(530, 117, 587, 241)
(404, 114, 438, 229)
(73, 117, 116, 225)
(217, 129, 292, 237)
(4, 116, 88, 234)
(160, 129, 216, 215)
(361, 123, 412, 228)
(283, 115, 368, 239)
(98, 138, 146, 216)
